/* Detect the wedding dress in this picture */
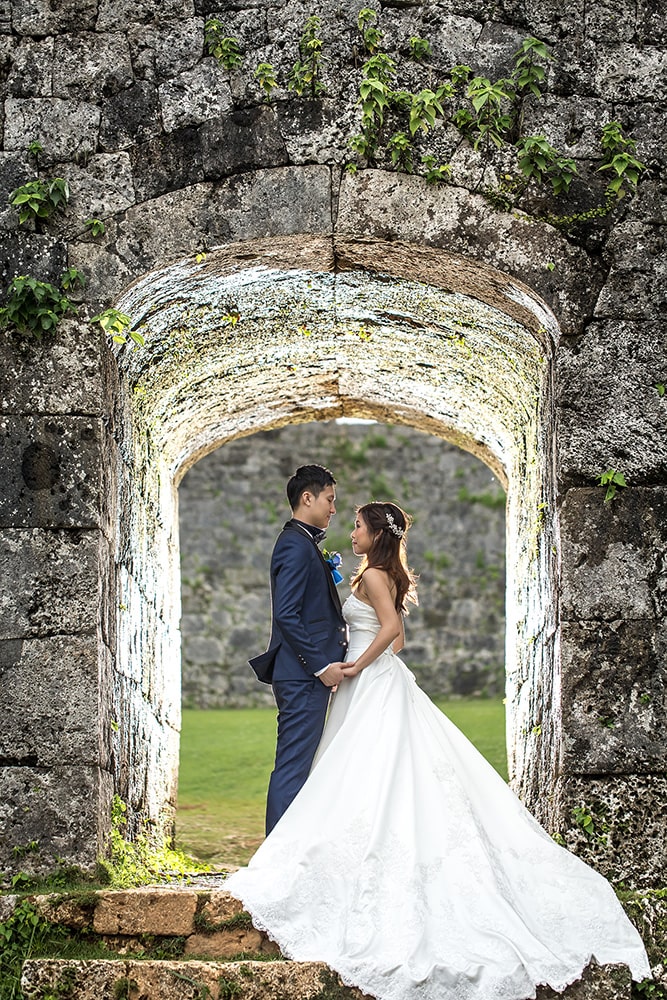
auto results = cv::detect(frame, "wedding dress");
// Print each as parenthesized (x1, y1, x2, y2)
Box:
(225, 594, 650, 1000)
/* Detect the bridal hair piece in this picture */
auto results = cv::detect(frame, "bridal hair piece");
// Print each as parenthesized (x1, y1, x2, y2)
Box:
(385, 511, 404, 538)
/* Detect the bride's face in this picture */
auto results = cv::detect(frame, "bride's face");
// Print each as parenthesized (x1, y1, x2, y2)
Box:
(351, 514, 374, 555)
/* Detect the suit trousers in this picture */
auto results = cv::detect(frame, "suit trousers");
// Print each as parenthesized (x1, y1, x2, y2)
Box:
(266, 676, 331, 835)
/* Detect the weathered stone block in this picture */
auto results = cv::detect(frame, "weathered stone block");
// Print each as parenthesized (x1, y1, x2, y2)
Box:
(58, 153, 136, 225)
(595, 44, 667, 100)
(67, 237, 134, 314)
(592, 219, 667, 321)
(0, 528, 101, 638)
(52, 33, 133, 103)
(403, 12, 481, 73)
(11, 0, 97, 34)
(521, 95, 614, 158)
(93, 889, 198, 936)
(0, 318, 105, 415)
(184, 927, 277, 957)
(209, 6, 267, 52)
(0, 231, 67, 286)
(96, 0, 196, 31)
(200, 889, 244, 924)
(158, 61, 233, 133)
(99, 82, 162, 151)
(560, 487, 667, 622)
(99, 167, 332, 283)
(130, 127, 205, 202)
(619, 892, 667, 969)
(624, 101, 667, 167)
(582, 0, 632, 42)
(0, 634, 99, 765)
(4, 98, 101, 161)
(0, 894, 17, 921)
(22, 959, 132, 1000)
(20, 959, 368, 1000)
(0, 154, 37, 231)
(7, 37, 54, 98)
(557, 322, 667, 483)
(152, 17, 204, 79)
(0, 415, 102, 528)
(34, 893, 95, 931)
(20, 956, 635, 1000)
(560, 619, 667, 774)
(282, 101, 357, 168)
(201, 106, 288, 180)
(0, 765, 111, 871)
(555, 773, 667, 888)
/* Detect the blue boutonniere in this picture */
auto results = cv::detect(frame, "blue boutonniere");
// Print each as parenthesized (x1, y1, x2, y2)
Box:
(323, 549, 343, 585)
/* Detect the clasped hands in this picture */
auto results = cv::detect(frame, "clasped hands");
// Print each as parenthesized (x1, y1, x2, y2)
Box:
(318, 660, 360, 687)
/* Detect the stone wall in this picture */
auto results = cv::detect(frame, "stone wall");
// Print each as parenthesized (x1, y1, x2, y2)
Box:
(179, 420, 506, 708)
(0, 0, 664, 888)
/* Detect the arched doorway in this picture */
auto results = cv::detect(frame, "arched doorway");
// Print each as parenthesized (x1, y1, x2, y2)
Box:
(107, 235, 559, 842)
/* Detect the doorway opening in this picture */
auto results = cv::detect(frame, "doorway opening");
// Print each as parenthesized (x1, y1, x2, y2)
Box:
(176, 419, 508, 865)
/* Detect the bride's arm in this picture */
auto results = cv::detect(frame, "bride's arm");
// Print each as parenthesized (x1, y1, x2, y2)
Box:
(341, 568, 401, 677)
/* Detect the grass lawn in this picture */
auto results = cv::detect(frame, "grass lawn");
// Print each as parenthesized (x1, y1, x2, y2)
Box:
(176, 698, 508, 869)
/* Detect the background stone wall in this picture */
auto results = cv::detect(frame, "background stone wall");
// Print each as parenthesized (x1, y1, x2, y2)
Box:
(179, 420, 506, 708)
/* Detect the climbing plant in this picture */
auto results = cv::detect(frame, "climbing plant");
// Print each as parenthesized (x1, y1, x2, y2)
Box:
(598, 469, 627, 503)
(0, 270, 84, 339)
(204, 19, 243, 70)
(341, 9, 646, 222)
(254, 61, 278, 100)
(10, 177, 69, 226)
(90, 307, 145, 347)
(288, 14, 325, 97)
(598, 121, 646, 199)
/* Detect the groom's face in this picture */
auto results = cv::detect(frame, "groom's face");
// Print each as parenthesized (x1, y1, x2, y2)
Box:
(303, 485, 337, 530)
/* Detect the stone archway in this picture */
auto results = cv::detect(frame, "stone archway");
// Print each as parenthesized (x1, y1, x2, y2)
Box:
(106, 234, 560, 843)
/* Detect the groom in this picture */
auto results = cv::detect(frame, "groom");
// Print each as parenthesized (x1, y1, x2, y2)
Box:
(249, 464, 349, 834)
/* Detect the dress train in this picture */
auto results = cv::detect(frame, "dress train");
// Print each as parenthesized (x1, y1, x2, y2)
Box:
(226, 594, 650, 1000)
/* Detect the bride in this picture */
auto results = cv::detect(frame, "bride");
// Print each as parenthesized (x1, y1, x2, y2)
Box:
(225, 501, 650, 1000)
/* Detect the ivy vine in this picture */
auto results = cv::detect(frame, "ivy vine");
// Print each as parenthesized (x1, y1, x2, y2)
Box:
(209, 9, 647, 224)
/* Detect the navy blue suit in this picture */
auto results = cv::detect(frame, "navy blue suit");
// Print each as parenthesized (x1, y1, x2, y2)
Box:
(249, 519, 348, 833)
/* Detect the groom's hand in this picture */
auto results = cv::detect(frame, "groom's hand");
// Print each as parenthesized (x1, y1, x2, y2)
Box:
(318, 662, 346, 687)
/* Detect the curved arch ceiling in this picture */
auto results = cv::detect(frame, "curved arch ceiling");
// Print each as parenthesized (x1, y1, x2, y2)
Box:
(116, 244, 552, 488)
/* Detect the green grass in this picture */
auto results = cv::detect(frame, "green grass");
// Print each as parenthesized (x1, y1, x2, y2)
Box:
(176, 699, 507, 868)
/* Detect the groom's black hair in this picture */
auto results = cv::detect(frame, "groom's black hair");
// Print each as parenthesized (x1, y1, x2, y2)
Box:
(287, 464, 336, 510)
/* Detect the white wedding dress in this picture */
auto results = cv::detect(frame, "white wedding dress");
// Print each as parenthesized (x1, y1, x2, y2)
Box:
(225, 594, 650, 1000)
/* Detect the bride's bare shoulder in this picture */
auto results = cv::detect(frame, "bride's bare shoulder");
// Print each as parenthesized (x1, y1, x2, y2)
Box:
(360, 567, 396, 598)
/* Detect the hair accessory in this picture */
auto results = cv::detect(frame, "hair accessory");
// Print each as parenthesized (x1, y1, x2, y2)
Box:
(385, 511, 404, 538)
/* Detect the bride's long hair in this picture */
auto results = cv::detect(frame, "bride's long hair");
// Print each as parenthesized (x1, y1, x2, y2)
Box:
(351, 501, 418, 614)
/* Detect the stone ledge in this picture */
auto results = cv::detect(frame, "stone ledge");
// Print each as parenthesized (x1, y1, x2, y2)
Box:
(19, 958, 634, 1000)
(20, 959, 369, 1000)
(27, 887, 278, 960)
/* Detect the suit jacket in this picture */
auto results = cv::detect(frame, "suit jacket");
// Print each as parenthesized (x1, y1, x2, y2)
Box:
(249, 520, 348, 684)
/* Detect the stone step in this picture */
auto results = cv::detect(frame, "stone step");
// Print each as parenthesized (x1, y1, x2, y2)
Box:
(3, 885, 647, 999)
(20, 957, 633, 1000)
(9, 885, 280, 960)
(20, 958, 365, 999)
